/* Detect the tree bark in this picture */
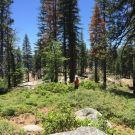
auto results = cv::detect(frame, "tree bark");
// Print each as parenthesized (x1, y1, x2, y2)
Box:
(69, 0, 74, 83)
(63, 16, 67, 84)
(104, 57, 106, 83)
(7, 27, 10, 89)
(0, 9, 3, 78)
(95, 57, 98, 82)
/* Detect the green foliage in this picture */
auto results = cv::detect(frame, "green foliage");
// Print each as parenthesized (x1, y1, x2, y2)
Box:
(43, 74, 50, 81)
(43, 39, 69, 82)
(40, 101, 116, 135)
(0, 77, 8, 92)
(79, 80, 85, 87)
(34, 82, 74, 94)
(116, 75, 120, 80)
(23, 91, 30, 98)
(84, 80, 98, 90)
(0, 120, 16, 135)
(89, 74, 100, 82)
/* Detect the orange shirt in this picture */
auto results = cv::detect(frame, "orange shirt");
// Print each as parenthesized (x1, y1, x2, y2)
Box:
(75, 79, 79, 86)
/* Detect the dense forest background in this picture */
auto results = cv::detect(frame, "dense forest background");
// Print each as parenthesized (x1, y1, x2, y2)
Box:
(0, 0, 135, 94)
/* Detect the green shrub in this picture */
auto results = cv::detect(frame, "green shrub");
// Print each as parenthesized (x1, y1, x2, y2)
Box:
(40, 101, 79, 134)
(43, 74, 50, 81)
(53, 83, 66, 93)
(116, 75, 120, 80)
(89, 75, 99, 82)
(0, 120, 27, 135)
(84, 80, 98, 90)
(98, 82, 107, 90)
(0, 120, 16, 134)
(79, 80, 84, 87)
(2, 106, 16, 116)
(0, 77, 8, 93)
(23, 91, 30, 98)
(40, 101, 117, 135)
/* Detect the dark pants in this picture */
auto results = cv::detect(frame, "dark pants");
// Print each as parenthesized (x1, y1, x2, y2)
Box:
(75, 85, 78, 89)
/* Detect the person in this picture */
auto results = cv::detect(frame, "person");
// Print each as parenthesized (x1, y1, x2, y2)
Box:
(74, 77, 79, 89)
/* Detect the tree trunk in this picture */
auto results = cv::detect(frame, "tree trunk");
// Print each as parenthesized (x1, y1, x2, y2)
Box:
(7, 28, 10, 89)
(11, 52, 16, 87)
(63, 16, 67, 84)
(0, 9, 4, 78)
(104, 57, 106, 83)
(129, 70, 130, 79)
(133, 57, 135, 94)
(95, 57, 98, 83)
(69, 0, 74, 83)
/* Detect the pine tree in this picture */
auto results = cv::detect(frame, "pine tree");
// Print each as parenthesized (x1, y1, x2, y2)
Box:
(0, 0, 14, 78)
(88, 2, 108, 83)
(22, 34, 32, 82)
(58, 0, 81, 83)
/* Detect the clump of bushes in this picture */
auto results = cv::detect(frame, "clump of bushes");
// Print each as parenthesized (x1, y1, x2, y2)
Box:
(0, 77, 8, 93)
(89, 74, 100, 82)
(34, 82, 75, 94)
(40, 101, 117, 135)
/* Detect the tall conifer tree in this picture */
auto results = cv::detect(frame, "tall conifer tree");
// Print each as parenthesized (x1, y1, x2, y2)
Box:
(22, 34, 32, 82)
(88, 2, 108, 83)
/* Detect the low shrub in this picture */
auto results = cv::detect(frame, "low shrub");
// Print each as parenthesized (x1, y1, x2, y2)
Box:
(0, 77, 8, 93)
(89, 75, 100, 82)
(40, 101, 117, 135)
(116, 75, 120, 80)
(79, 80, 84, 87)
(84, 80, 98, 90)
(0, 120, 27, 135)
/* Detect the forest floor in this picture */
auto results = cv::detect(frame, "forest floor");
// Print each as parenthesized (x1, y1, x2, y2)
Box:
(1, 71, 135, 135)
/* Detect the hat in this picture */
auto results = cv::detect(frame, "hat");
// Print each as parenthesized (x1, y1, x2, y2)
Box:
(75, 75, 78, 78)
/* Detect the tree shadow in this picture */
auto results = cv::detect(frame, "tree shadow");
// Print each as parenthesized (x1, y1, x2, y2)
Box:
(104, 87, 135, 99)
(128, 86, 134, 91)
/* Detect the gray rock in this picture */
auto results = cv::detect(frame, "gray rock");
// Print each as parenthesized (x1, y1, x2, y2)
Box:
(75, 108, 112, 129)
(22, 125, 44, 132)
(50, 126, 107, 135)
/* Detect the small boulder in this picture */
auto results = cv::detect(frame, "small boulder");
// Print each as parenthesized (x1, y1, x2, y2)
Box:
(21, 125, 44, 132)
(50, 126, 107, 135)
(75, 108, 112, 129)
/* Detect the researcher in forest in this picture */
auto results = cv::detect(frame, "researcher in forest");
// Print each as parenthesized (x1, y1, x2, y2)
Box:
(74, 76, 79, 89)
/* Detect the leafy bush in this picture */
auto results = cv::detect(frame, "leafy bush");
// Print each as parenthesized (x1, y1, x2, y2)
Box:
(40, 101, 117, 135)
(23, 91, 30, 98)
(1, 106, 16, 116)
(43, 74, 50, 81)
(89, 75, 100, 82)
(79, 80, 84, 87)
(0, 77, 8, 93)
(0, 120, 27, 135)
(40, 101, 79, 134)
(0, 120, 16, 134)
(98, 82, 107, 90)
(116, 75, 120, 80)
(84, 80, 98, 90)
(34, 82, 74, 94)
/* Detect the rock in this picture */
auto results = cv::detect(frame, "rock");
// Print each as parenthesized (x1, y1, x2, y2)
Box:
(50, 126, 107, 135)
(22, 125, 44, 132)
(106, 87, 111, 91)
(75, 108, 112, 129)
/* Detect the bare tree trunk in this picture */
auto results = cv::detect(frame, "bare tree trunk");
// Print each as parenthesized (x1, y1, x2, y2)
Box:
(69, 0, 74, 83)
(63, 16, 67, 84)
(0, 9, 4, 78)
(103, 57, 106, 83)
(95, 57, 98, 83)
(7, 27, 10, 89)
